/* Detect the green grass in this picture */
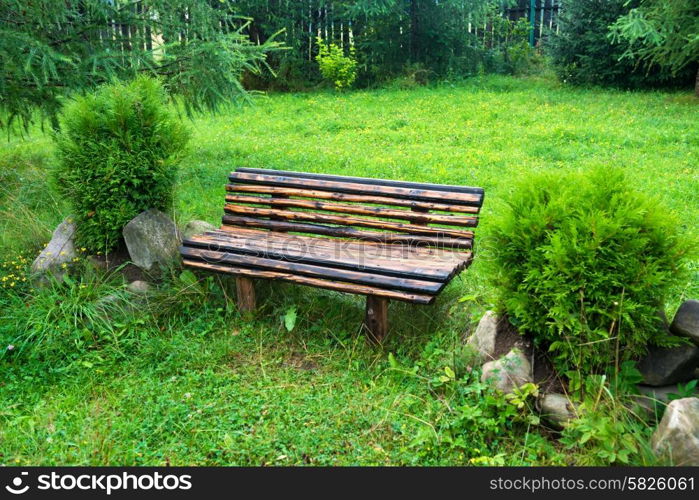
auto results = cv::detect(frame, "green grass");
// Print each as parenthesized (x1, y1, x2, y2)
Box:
(0, 75, 697, 465)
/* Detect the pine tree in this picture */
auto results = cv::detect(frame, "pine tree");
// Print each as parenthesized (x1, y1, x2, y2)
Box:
(0, 0, 282, 131)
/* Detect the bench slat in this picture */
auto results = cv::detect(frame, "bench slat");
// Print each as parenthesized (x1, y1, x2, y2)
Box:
(182, 259, 436, 304)
(214, 226, 472, 265)
(223, 205, 475, 239)
(226, 184, 480, 214)
(187, 230, 469, 281)
(221, 215, 473, 250)
(181, 246, 446, 294)
(225, 194, 478, 227)
(236, 167, 485, 196)
(229, 172, 483, 206)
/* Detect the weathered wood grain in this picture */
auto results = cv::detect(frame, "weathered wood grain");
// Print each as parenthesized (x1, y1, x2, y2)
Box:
(180, 246, 445, 293)
(226, 184, 481, 214)
(223, 205, 475, 239)
(224, 194, 478, 227)
(182, 259, 435, 304)
(228, 172, 483, 206)
(221, 215, 474, 250)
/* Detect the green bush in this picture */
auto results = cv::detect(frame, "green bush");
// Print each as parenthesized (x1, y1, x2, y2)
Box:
(54, 76, 189, 252)
(315, 38, 357, 90)
(489, 168, 693, 375)
(546, 0, 689, 88)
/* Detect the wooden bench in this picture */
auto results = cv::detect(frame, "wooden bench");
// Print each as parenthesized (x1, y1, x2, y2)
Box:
(180, 168, 484, 341)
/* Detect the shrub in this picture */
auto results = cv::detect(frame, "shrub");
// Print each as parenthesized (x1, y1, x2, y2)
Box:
(546, 0, 689, 88)
(315, 38, 357, 90)
(53, 76, 189, 252)
(489, 168, 693, 375)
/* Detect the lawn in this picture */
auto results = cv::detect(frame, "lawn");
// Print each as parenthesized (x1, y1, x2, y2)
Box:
(1, 75, 697, 465)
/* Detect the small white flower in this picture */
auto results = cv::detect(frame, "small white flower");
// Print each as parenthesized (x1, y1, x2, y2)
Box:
(183, 392, 192, 399)
(7, 344, 14, 351)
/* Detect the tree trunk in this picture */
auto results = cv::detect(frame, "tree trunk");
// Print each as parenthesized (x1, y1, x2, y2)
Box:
(695, 66, 699, 97)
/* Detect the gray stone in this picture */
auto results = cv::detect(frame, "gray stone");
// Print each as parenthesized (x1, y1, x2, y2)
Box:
(637, 345, 699, 386)
(127, 280, 151, 294)
(671, 300, 699, 346)
(481, 348, 533, 393)
(467, 310, 499, 363)
(123, 209, 181, 272)
(31, 218, 77, 283)
(182, 220, 216, 240)
(651, 397, 699, 466)
(539, 393, 576, 429)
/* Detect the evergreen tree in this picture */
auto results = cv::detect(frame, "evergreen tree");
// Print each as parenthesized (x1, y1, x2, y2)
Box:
(0, 0, 282, 131)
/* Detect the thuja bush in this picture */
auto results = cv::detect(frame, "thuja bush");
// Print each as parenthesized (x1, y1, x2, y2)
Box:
(489, 168, 693, 375)
(54, 76, 189, 252)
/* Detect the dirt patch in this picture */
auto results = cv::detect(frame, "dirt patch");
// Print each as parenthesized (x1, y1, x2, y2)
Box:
(285, 352, 319, 371)
(88, 245, 146, 283)
(493, 315, 566, 394)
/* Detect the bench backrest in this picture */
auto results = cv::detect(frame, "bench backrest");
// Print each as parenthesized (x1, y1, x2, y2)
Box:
(223, 168, 484, 251)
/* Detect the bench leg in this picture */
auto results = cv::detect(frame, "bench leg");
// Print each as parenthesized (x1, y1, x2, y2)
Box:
(364, 295, 389, 342)
(235, 277, 256, 312)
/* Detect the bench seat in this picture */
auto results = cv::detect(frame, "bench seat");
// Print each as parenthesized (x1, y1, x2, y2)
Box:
(181, 227, 473, 304)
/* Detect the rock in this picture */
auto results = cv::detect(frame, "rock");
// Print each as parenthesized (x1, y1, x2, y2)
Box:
(182, 220, 216, 240)
(539, 393, 576, 429)
(671, 300, 699, 346)
(467, 310, 498, 363)
(633, 384, 699, 416)
(481, 348, 533, 394)
(637, 345, 699, 386)
(651, 397, 699, 466)
(123, 209, 181, 273)
(31, 218, 77, 283)
(127, 280, 151, 294)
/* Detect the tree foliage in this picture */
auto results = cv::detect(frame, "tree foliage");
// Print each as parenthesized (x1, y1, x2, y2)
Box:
(546, 0, 687, 88)
(610, 0, 699, 94)
(0, 0, 282, 131)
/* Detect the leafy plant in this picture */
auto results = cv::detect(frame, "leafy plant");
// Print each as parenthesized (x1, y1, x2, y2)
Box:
(283, 306, 298, 332)
(53, 76, 189, 253)
(315, 38, 358, 90)
(490, 168, 694, 375)
(560, 373, 656, 465)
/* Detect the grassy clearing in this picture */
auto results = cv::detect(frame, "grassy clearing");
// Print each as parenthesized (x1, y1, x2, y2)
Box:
(0, 75, 697, 465)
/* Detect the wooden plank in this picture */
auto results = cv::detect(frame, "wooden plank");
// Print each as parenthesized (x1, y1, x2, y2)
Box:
(180, 246, 445, 294)
(223, 205, 475, 239)
(210, 226, 473, 267)
(364, 296, 389, 342)
(228, 172, 483, 206)
(236, 167, 485, 196)
(182, 259, 435, 304)
(226, 184, 481, 214)
(220, 215, 474, 250)
(225, 194, 479, 227)
(184, 233, 465, 281)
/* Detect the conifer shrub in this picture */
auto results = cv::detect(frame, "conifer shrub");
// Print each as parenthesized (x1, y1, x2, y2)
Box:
(489, 168, 693, 374)
(54, 76, 189, 252)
